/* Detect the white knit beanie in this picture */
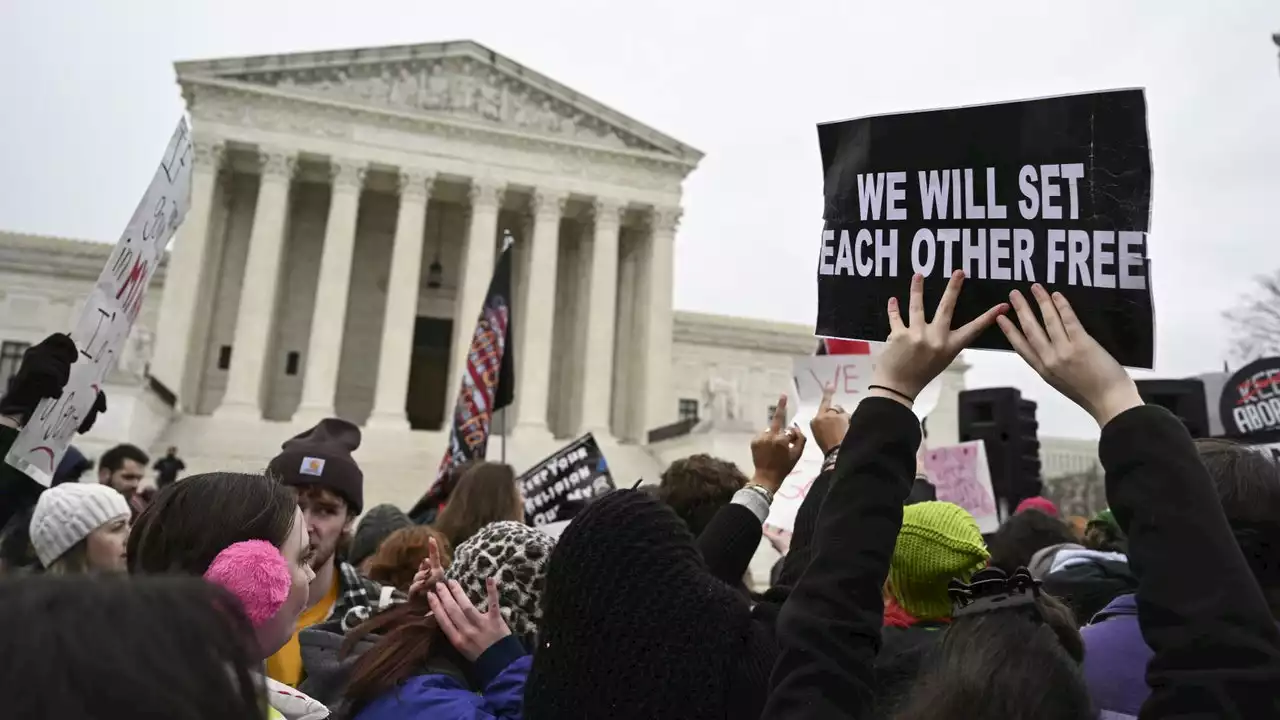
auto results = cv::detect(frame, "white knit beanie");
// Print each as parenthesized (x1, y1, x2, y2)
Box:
(29, 483, 131, 568)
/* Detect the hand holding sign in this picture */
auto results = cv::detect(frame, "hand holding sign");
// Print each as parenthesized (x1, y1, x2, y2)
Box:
(873, 270, 1009, 404)
(0, 334, 77, 426)
(750, 395, 807, 494)
(810, 384, 850, 455)
(997, 284, 1142, 428)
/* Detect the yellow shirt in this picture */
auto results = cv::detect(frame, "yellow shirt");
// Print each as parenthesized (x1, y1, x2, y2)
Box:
(265, 574, 339, 687)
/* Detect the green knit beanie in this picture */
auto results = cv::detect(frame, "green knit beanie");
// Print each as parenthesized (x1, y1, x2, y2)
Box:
(889, 501, 990, 621)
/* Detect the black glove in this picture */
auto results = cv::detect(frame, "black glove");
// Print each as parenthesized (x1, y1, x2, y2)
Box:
(79, 391, 107, 434)
(0, 334, 77, 425)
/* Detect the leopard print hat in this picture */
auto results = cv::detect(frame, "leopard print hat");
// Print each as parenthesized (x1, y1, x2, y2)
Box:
(444, 520, 555, 637)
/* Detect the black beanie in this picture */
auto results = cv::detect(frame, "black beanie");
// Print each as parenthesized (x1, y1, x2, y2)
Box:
(524, 489, 775, 720)
(267, 418, 364, 514)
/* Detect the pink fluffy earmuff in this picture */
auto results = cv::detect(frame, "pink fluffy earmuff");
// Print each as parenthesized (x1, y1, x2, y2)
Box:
(203, 540, 292, 628)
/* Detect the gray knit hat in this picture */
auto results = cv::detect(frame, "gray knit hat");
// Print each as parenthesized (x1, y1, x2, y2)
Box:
(29, 483, 130, 567)
(445, 521, 554, 637)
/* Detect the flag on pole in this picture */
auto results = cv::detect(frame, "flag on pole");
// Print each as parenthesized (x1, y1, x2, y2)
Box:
(410, 241, 516, 521)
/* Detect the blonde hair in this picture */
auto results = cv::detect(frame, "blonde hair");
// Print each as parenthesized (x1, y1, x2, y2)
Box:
(44, 541, 91, 575)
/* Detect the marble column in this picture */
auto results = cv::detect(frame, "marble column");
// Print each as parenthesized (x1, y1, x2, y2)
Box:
(445, 179, 505, 418)
(151, 137, 223, 409)
(294, 159, 367, 423)
(214, 148, 296, 420)
(513, 189, 567, 440)
(368, 169, 434, 429)
(576, 198, 624, 437)
(638, 207, 681, 437)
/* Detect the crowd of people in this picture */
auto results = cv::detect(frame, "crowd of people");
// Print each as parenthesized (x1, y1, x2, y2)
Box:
(0, 271, 1278, 718)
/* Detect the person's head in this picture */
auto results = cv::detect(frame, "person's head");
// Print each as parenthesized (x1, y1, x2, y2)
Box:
(1014, 496, 1060, 518)
(0, 574, 264, 719)
(30, 483, 131, 574)
(204, 535, 314, 660)
(266, 418, 365, 571)
(895, 568, 1091, 720)
(350, 503, 413, 569)
(127, 471, 301, 577)
(656, 454, 749, 536)
(433, 462, 523, 549)
(167, 446, 177, 456)
(98, 443, 149, 499)
(524, 490, 772, 720)
(987, 508, 1078, 574)
(364, 525, 453, 593)
(888, 502, 990, 621)
(1083, 508, 1128, 554)
(344, 521, 553, 713)
(1196, 438, 1280, 617)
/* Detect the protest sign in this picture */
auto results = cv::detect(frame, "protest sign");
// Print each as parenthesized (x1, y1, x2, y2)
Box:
(5, 119, 193, 486)
(923, 441, 999, 533)
(519, 433, 615, 526)
(791, 353, 940, 422)
(1219, 357, 1280, 437)
(815, 89, 1155, 368)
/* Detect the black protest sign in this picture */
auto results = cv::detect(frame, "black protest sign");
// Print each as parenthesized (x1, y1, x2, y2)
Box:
(816, 89, 1155, 368)
(1219, 357, 1280, 436)
(519, 433, 615, 526)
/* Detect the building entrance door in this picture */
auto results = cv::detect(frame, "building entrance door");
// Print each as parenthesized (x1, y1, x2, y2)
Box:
(407, 317, 453, 430)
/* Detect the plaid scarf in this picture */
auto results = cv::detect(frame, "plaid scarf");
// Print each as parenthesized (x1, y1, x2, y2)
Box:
(333, 561, 406, 631)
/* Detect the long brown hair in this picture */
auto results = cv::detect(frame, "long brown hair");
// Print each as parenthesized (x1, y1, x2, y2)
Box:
(364, 526, 453, 592)
(433, 463, 522, 549)
(342, 597, 446, 712)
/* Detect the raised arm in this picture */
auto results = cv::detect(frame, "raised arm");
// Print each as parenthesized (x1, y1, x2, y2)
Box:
(998, 284, 1280, 717)
(763, 271, 1007, 720)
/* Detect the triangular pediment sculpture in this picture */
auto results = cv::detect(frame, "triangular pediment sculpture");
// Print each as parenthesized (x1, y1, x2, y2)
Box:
(176, 41, 701, 161)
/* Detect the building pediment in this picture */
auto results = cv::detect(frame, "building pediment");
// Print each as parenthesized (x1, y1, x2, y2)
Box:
(175, 40, 702, 165)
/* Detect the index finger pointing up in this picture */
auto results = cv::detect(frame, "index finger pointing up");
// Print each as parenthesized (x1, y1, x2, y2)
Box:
(770, 394, 788, 433)
(817, 383, 835, 415)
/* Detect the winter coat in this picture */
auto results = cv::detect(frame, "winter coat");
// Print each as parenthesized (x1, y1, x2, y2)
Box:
(1031, 543, 1137, 623)
(352, 635, 529, 720)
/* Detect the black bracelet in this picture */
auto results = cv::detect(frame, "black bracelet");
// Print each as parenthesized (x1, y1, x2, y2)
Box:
(868, 384, 915, 403)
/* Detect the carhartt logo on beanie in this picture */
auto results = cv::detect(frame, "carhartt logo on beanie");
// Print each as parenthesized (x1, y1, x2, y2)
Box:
(889, 501, 990, 621)
(267, 418, 364, 514)
(29, 483, 131, 568)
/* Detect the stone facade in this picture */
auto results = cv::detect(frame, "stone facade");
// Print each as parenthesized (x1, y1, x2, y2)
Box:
(1, 41, 1101, 525)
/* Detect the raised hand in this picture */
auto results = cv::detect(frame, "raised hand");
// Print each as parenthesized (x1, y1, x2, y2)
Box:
(872, 271, 1009, 406)
(996, 284, 1142, 428)
(763, 524, 793, 555)
(428, 577, 512, 662)
(409, 535, 446, 601)
(0, 333, 77, 426)
(750, 395, 807, 494)
(810, 383, 850, 455)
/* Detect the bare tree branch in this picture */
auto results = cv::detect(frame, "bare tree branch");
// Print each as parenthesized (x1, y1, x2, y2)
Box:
(1223, 268, 1280, 364)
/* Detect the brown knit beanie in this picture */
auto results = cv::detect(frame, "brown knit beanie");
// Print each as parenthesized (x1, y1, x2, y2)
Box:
(267, 418, 364, 514)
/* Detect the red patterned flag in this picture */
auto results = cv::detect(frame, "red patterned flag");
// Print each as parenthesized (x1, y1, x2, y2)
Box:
(410, 243, 516, 521)
(816, 338, 873, 355)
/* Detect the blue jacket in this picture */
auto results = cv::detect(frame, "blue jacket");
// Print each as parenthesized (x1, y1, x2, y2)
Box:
(353, 636, 529, 720)
(1079, 593, 1146, 720)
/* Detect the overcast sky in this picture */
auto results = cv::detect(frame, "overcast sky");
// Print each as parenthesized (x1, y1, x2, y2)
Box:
(1, 0, 1277, 438)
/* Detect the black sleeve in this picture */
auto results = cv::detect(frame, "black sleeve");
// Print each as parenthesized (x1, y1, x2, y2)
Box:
(0, 425, 42, 533)
(772, 466, 834, 589)
(762, 397, 918, 720)
(1100, 405, 1280, 718)
(696, 502, 763, 587)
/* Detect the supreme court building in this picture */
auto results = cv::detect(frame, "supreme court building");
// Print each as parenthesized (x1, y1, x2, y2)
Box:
(0, 41, 1099, 524)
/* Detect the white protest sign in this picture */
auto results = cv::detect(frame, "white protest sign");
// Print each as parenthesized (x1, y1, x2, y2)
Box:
(922, 441, 999, 534)
(791, 352, 940, 422)
(5, 119, 193, 486)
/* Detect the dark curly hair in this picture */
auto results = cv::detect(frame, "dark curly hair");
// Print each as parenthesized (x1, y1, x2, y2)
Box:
(656, 454, 749, 536)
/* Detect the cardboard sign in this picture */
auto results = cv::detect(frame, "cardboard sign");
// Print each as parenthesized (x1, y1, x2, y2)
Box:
(1219, 357, 1280, 437)
(519, 433, 615, 526)
(815, 89, 1155, 368)
(922, 441, 999, 533)
(5, 119, 193, 485)
(791, 353, 940, 422)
